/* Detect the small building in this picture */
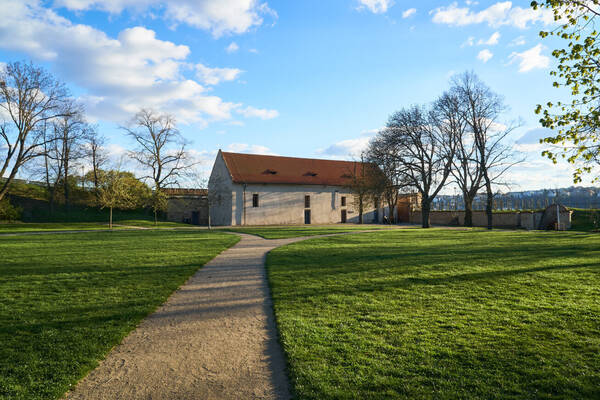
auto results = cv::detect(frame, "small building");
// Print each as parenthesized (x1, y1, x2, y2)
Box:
(208, 150, 383, 226)
(164, 188, 208, 225)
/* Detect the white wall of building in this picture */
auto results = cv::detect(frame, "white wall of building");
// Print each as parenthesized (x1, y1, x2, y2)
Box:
(208, 152, 383, 226)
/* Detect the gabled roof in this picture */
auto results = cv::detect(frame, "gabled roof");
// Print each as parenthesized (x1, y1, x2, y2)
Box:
(220, 151, 371, 186)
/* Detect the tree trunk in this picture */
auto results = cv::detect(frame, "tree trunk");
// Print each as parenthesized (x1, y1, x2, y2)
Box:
(485, 178, 493, 230)
(63, 159, 70, 211)
(109, 206, 113, 229)
(421, 198, 431, 228)
(358, 195, 364, 224)
(0, 164, 20, 203)
(464, 195, 474, 227)
(154, 209, 158, 226)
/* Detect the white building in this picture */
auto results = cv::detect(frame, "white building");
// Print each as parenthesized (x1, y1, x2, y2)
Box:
(208, 151, 383, 226)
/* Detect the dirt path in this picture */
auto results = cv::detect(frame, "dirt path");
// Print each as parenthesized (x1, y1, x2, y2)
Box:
(64, 232, 326, 400)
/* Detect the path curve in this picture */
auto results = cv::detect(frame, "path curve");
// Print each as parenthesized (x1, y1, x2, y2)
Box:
(65, 231, 367, 400)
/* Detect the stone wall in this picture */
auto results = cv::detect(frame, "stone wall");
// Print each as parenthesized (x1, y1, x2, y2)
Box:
(166, 196, 208, 225)
(409, 208, 572, 230)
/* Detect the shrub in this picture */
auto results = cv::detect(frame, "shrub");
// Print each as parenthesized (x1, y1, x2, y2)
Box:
(0, 198, 23, 222)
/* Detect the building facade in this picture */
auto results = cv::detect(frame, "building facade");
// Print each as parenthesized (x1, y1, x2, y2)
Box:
(164, 188, 209, 225)
(208, 151, 383, 226)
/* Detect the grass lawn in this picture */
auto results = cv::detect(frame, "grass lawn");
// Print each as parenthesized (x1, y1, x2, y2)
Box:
(0, 220, 193, 233)
(267, 229, 600, 399)
(226, 224, 399, 239)
(0, 230, 238, 400)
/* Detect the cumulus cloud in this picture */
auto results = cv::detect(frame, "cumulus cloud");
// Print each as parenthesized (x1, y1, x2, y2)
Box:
(402, 8, 416, 18)
(508, 44, 549, 72)
(54, 0, 277, 37)
(236, 106, 279, 120)
(196, 63, 242, 85)
(317, 136, 371, 159)
(431, 1, 554, 29)
(509, 35, 526, 46)
(478, 31, 500, 45)
(226, 143, 275, 154)
(477, 49, 493, 63)
(0, 0, 277, 125)
(357, 0, 394, 14)
(226, 42, 239, 53)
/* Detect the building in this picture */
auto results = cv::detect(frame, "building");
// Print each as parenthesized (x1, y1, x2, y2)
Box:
(164, 188, 208, 225)
(208, 150, 383, 226)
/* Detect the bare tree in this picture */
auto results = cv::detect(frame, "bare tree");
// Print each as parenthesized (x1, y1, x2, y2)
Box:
(0, 61, 70, 202)
(435, 91, 482, 227)
(450, 72, 521, 229)
(377, 104, 456, 228)
(84, 125, 107, 196)
(365, 136, 410, 223)
(123, 108, 196, 224)
(52, 101, 87, 209)
(345, 156, 379, 224)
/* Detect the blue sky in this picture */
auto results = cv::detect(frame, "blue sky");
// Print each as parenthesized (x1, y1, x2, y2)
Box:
(0, 0, 593, 190)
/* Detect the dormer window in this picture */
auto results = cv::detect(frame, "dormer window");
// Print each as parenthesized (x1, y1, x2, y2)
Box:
(303, 171, 318, 177)
(263, 169, 277, 175)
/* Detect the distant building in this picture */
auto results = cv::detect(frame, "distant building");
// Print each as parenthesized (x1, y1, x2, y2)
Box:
(208, 150, 384, 226)
(164, 188, 208, 225)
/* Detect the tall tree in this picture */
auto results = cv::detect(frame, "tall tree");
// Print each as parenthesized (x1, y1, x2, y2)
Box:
(532, 0, 600, 182)
(450, 72, 521, 229)
(377, 104, 456, 228)
(52, 101, 87, 209)
(0, 61, 70, 202)
(365, 136, 409, 223)
(123, 109, 196, 224)
(84, 126, 107, 196)
(435, 91, 481, 226)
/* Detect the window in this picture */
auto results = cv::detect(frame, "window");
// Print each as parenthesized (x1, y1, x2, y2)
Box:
(305, 195, 310, 208)
(341, 196, 346, 207)
(252, 194, 259, 207)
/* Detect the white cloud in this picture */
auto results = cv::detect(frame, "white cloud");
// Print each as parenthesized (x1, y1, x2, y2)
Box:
(317, 136, 371, 159)
(461, 36, 475, 47)
(509, 35, 526, 47)
(236, 106, 279, 120)
(196, 63, 242, 85)
(0, 0, 276, 125)
(477, 49, 493, 63)
(226, 143, 275, 154)
(508, 44, 549, 72)
(357, 0, 394, 14)
(478, 31, 500, 45)
(54, 0, 277, 37)
(226, 42, 239, 53)
(402, 8, 416, 18)
(431, 2, 554, 29)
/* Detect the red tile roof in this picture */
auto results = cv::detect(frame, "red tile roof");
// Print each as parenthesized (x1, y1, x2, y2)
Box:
(220, 151, 372, 186)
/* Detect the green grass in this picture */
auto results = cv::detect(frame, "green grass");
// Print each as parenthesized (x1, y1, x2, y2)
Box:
(0, 220, 194, 233)
(0, 230, 238, 400)
(226, 224, 397, 239)
(267, 229, 600, 399)
(111, 219, 193, 228)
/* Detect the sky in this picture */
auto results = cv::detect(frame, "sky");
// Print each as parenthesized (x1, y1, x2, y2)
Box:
(0, 0, 596, 191)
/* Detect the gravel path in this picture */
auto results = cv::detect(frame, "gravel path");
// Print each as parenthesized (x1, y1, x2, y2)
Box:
(64, 232, 320, 400)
